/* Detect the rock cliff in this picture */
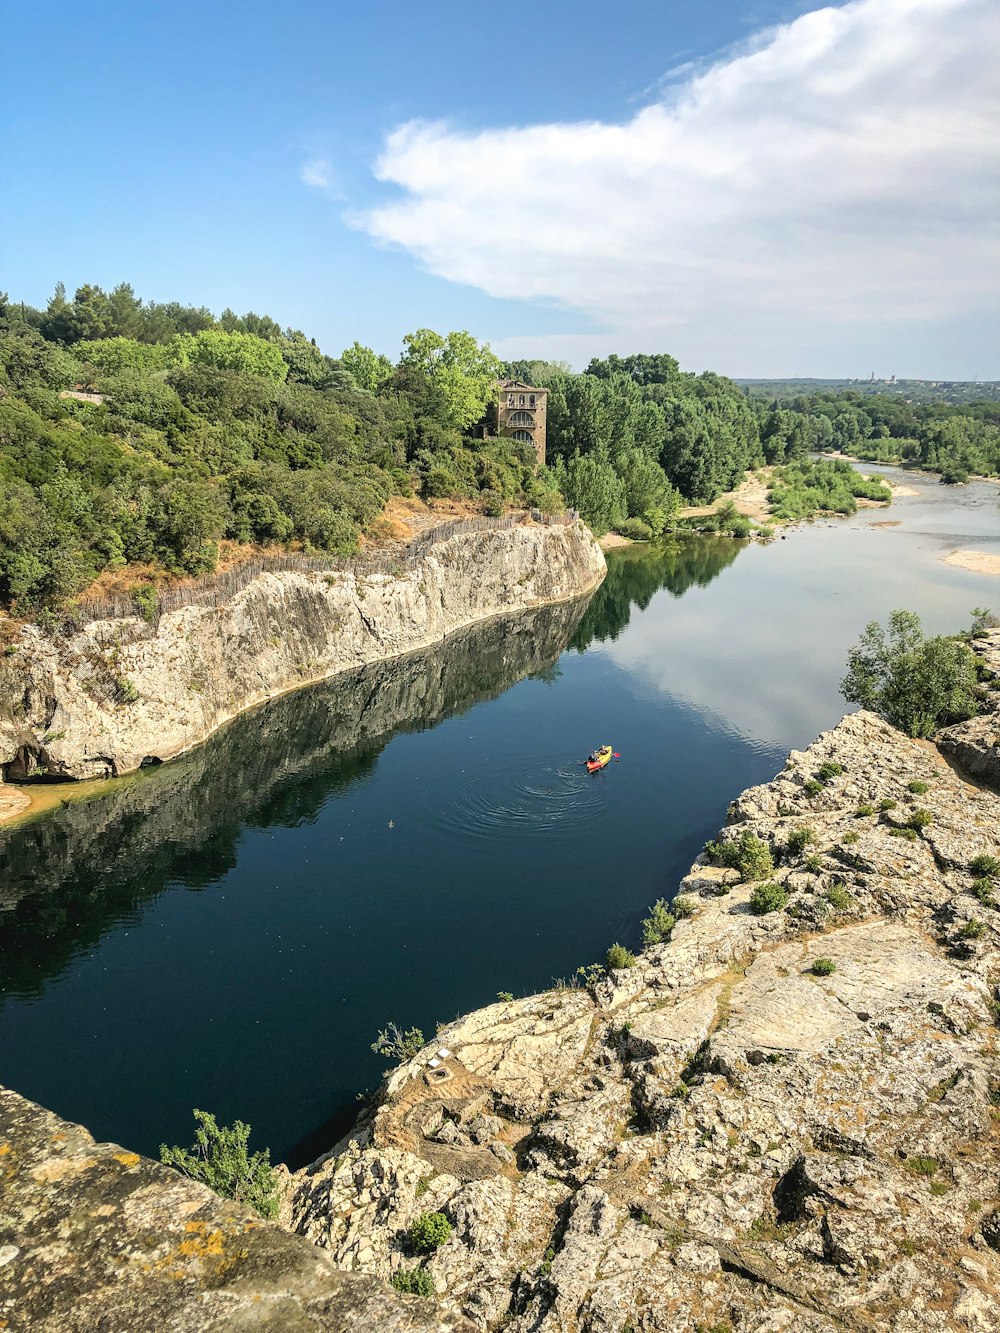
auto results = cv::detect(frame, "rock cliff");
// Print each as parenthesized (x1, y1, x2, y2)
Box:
(284, 708, 1000, 1332)
(0, 517, 604, 786)
(938, 629, 1000, 789)
(0, 1084, 474, 1333)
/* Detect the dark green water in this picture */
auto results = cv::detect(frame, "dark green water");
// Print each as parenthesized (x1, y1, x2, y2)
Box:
(1, 465, 997, 1167)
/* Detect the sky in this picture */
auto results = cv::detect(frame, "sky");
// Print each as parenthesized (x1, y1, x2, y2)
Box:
(3, 0, 998, 378)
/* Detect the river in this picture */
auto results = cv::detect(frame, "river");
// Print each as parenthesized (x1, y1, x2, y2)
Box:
(1, 464, 997, 1167)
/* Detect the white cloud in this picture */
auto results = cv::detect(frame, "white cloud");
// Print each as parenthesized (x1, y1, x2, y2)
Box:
(359, 0, 1000, 373)
(300, 158, 336, 192)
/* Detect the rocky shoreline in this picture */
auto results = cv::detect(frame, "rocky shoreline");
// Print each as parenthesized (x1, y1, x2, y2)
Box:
(0, 516, 605, 803)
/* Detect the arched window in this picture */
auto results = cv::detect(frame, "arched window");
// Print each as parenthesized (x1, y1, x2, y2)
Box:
(506, 393, 515, 406)
(529, 395, 536, 407)
(508, 410, 535, 426)
(510, 429, 534, 444)
(518, 394, 526, 406)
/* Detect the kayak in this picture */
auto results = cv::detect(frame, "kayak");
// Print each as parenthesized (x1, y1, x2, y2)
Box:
(586, 745, 614, 773)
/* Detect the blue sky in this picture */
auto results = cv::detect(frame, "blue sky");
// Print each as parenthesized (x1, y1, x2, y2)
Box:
(4, 0, 997, 377)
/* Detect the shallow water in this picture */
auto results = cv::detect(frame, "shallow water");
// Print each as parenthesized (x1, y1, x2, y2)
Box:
(1, 466, 997, 1166)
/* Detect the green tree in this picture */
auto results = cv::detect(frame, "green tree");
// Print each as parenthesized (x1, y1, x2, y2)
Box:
(551, 451, 626, 536)
(340, 341, 393, 394)
(841, 610, 980, 738)
(401, 329, 502, 431)
(172, 329, 289, 382)
(159, 1109, 280, 1218)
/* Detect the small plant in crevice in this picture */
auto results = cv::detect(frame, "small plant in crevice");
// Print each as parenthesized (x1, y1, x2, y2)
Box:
(878, 798, 897, 812)
(842, 831, 859, 845)
(907, 780, 930, 795)
(391, 1265, 434, 1297)
(811, 957, 836, 976)
(803, 853, 824, 874)
(673, 894, 696, 919)
(971, 879, 997, 907)
(371, 1023, 426, 1064)
(907, 807, 933, 831)
(824, 883, 852, 911)
(606, 942, 636, 970)
(958, 919, 985, 940)
(749, 882, 789, 915)
(816, 761, 844, 784)
(496, 991, 514, 1002)
(970, 853, 1000, 878)
(641, 899, 676, 944)
(159, 1109, 279, 1219)
(408, 1211, 452, 1254)
(803, 779, 823, 797)
(784, 826, 815, 858)
(854, 804, 874, 818)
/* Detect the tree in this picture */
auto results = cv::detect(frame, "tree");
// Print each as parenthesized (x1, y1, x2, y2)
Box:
(551, 451, 626, 536)
(401, 329, 502, 431)
(159, 1109, 279, 1218)
(339, 341, 393, 394)
(841, 610, 980, 738)
(172, 329, 289, 382)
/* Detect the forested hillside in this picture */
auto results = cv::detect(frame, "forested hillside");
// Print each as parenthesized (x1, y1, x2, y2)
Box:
(1, 283, 996, 614)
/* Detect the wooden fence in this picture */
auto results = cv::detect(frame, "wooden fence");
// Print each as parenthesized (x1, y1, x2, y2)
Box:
(69, 510, 578, 626)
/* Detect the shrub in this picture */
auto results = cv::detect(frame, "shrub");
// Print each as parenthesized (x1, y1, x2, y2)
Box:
(785, 827, 814, 858)
(132, 584, 160, 622)
(673, 895, 696, 919)
(854, 804, 874, 818)
(816, 761, 845, 783)
(159, 1109, 279, 1219)
(749, 882, 789, 915)
(811, 957, 836, 976)
(907, 780, 930, 795)
(708, 830, 774, 882)
(842, 831, 859, 845)
(959, 919, 985, 940)
(905, 1156, 939, 1176)
(641, 900, 676, 944)
(617, 516, 653, 541)
(907, 808, 933, 830)
(803, 779, 823, 796)
(408, 1211, 452, 1253)
(841, 610, 980, 738)
(803, 853, 824, 874)
(971, 879, 997, 907)
(371, 1023, 425, 1063)
(878, 798, 897, 812)
(970, 854, 1000, 878)
(391, 1265, 434, 1296)
(496, 991, 514, 1002)
(824, 884, 852, 911)
(606, 942, 636, 970)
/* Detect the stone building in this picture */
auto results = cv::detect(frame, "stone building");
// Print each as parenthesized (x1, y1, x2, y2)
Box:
(498, 379, 547, 467)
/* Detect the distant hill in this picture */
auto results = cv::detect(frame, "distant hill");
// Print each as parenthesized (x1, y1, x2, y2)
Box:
(737, 378, 1000, 405)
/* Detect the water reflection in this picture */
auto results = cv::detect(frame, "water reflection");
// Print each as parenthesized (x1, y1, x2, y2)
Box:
(571, 534, 742, 650)
(0, 596, 591, 1000)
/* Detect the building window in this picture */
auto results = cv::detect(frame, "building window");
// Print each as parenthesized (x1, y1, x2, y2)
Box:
(507, 393, 515, 406)
(529, 395, 536, 407)
(518, 395, 526, 406)
(508, 410, 535, 426)
(510, 429, 534, 444)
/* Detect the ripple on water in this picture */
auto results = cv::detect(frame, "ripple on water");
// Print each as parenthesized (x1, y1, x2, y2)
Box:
(429, 762, 610, 844)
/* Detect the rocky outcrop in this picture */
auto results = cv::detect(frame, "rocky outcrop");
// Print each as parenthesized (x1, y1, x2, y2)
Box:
(0, 1084, 474, 1333)
(0, 518, 604, 786)
(284, 710, 1000, 1332)
(938, 628, 1000, 788)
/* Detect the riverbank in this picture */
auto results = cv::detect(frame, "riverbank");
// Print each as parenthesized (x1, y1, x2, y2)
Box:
(945, 548, 1000, 577)
(278, 655, 1000, 1331)
(0, 516, 605, 814)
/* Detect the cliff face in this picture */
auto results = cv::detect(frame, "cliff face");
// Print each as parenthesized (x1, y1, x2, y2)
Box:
(284, 709, 1000, 1332)
(0, 518, 605, 785)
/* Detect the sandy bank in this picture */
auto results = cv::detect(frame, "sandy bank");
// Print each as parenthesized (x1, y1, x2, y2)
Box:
(943, 548, 1000, 576)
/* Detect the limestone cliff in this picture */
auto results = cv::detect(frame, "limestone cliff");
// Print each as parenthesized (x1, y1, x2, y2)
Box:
(0, 517, 604, 786)
(284, 709, 1000, 1332)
